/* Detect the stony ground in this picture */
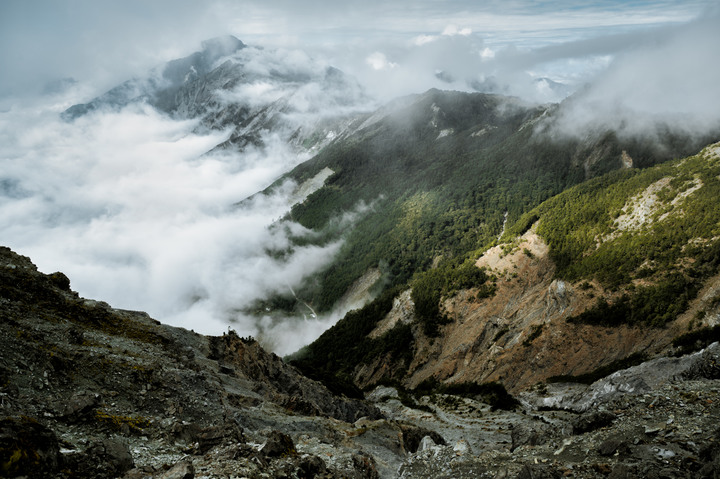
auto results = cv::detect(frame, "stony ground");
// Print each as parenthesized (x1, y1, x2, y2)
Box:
(0, 246, 398, 478)
(1, 245, 719, 478)
(387, 374, 720, 478)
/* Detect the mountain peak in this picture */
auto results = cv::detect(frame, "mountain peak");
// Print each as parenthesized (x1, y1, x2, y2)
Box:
(200, 35, 246, 57)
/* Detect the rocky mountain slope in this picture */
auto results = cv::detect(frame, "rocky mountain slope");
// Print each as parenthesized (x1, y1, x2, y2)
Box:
(0, 246, 394, 478)
(2, 245, 720, 478)
(293, 142, 720, 400)
(262, 87, 716, 318)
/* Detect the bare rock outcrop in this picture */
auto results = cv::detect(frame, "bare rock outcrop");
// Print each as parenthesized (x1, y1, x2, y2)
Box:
(209, 332, 382, 423)
(0, 246, 395, 478)
(355, 227, 711, 395)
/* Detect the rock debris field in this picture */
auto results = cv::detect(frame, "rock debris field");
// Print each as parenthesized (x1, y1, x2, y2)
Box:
(1, 245, 719, 478)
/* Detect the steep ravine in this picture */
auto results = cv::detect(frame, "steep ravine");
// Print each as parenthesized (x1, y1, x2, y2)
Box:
(356, 227, 717, 394)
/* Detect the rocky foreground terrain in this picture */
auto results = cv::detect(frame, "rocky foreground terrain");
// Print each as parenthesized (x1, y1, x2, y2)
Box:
(1, 245, 719, 478)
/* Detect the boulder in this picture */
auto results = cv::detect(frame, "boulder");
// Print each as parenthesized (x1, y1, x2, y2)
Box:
(399, 423, 446, 453)
(0, 416, 61, 477)
(511, 423, 552, 451)
(61, 390, 101, 422)
(159, 460, 195, 479)
(572, 410, 617, 434)
(261, 430, 295, 457)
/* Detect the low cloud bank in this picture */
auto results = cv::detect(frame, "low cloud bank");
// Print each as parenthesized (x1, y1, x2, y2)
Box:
(336, 33, 576, 105)
(0, 95, 354, 355)
(543, 10, 720, 141)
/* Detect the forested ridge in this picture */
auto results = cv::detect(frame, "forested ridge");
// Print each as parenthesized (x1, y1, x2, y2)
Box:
(527, 144, 720, 327)
(263, 89, 706, 315)
(291, 141, 720, 394)
(281, 87, 720, 395)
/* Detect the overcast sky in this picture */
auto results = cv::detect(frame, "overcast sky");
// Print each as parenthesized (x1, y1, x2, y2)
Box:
(0, 0, 715, 100)
(1, 0, 719, 354)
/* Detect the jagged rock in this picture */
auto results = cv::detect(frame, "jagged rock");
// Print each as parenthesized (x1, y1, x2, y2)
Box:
(281, 394, 321, 416)
(418, 436, 437, 452)
(171, 421, 244, 453)
(67, 326, 85, 345)
(572, 410, 617, 434)
(158, 460, 195, 479)
(511, 423, 552, 451)
(598, 436, 630, 456)
(0, 416, 61, 477)
(122, 465, 158, 478)
(366, 386, 400, 402)
(515, 463, 562, 479)
(82, 299, 113, 313)
(350, 452, 380, 479)
(61, 390, 101, 422)
(545, 279, 571, 313)
(683, 342, 720, 380)
(558, 343, 720, 412)
(47, 271, 71, 291)
(296, 454, 329, 478)
(452, 439, 472, 456)
(67, 437, 135, 478)
(209, 332, 383, 423)
(607, 463, 632, 479)
(92, 438, 135, 475)
(196, 423, 244, 454)
(399, 423, 446, 453)
(261, 430, 295, 457)
(698, 427, 720, 478)
(170, 422, 203, 443)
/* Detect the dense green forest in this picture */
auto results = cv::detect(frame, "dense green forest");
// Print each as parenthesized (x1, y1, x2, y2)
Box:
(285, 89, 719, 394)
(522, 145, 720, 326)
(291, 140, 720, 393)
(265, 90, 703, 314)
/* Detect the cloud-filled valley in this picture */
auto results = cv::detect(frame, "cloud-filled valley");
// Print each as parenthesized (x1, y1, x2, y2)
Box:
(0, 81, 366, 355)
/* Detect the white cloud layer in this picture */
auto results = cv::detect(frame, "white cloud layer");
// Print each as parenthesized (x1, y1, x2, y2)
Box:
(442, 25, 472, 37)
(549, 10, 720, 139)
(0, 95, 354, 355)
(1, 0, 712, 101)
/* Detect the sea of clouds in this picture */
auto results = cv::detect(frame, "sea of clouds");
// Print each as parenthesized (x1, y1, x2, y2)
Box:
(0, 83, 365, 355)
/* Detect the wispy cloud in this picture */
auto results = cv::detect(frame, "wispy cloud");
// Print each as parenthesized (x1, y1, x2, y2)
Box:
(1, 0, 711, 100)
(547, 9, 720, 140)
